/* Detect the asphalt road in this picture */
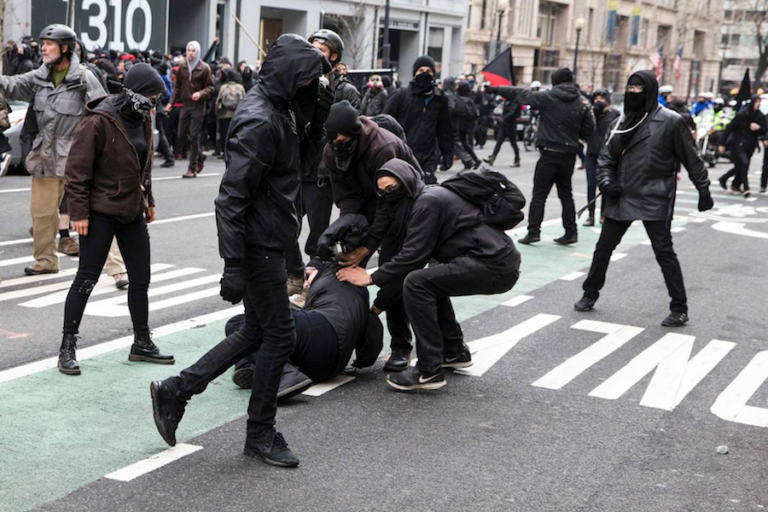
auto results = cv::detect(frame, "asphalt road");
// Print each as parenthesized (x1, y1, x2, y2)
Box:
(1, 144, 768, 512)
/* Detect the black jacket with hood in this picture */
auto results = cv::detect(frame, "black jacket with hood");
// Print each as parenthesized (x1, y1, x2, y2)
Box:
(721, 98, 767, 156)
(215, 34, 331, 261)
(494, 82, 595, 154)
(597, 70, 710, 222)
(586, 90, 621, 157)
(323, 116, 422, 253)
(370, 159, 520, 288)
(382, 79, 453, 173)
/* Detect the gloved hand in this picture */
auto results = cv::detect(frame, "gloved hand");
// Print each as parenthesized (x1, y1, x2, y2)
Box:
(220, 262, 246, 305)
(602, 183, 623, 199)
(484, 86, 498, 95)
(698, 192, 714, 212)
(439, 154, 453, 172)
(312, 85, 334, 127)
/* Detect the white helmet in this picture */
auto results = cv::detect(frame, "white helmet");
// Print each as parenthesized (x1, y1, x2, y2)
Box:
(659, 85, 674, 94)
(702, 92, 715, 99)
(728, 100, 737, 106)
(714, 98, 724, 105)
(530, 80, 541, 88)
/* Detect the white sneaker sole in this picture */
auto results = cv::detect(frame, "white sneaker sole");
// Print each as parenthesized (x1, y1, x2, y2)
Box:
(442, 360, 474, 369)
(386, 379, 447, 391)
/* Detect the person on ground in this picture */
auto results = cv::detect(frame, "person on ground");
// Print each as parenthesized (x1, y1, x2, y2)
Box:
(484, 96, 521, 167)
(166, 41, 214, 179)
(61, 63, 173, 375)
(336, 159, 521, 391)
(485, 67, 595, 245)
(573, 70, 714, 327)
(0, 24, 105, 276)
(583, 89, 620, 226)
(149, 34, 332, 469)
(383, 55, 453, 184)
(717, 95, 767, 197)
(323, 100, 423, 372)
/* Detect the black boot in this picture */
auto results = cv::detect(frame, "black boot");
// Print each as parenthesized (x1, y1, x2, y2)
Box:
(150, 379, 186, 446)
(130, 330, 175, 364)
(58, 334, 81, 376)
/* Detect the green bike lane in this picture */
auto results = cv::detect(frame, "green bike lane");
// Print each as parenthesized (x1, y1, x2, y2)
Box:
(0, 211, 702, 512)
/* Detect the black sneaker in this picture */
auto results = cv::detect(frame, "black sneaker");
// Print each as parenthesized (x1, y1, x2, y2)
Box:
(150, 379, 187, 447)
(718, 176, 728, 190)
(383, 351, 411, 372)
(244, 431, 299, 468)
(554, 235, 578, 245)
(387, 366, 446, 391)
(231, 362, 253, 390)
(574, 296, 596, 312)
(160, 160, 175, 168)
(277, 363, 313, 403)
(518, 233, 540, 245)
(661, 312, 689, 327)
(443, 350, 473, 369)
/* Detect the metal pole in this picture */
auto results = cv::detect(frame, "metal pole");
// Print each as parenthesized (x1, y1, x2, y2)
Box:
(496, 10, 503, 57)
(573, 28, 582, 80)
(383, 0, 391, 68)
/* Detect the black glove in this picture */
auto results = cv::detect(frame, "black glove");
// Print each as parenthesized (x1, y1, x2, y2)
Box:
(698, 192, 714, 212)
(312, 85, 334, 127)
(439, 154, 453, 172)
(485, 86, 498, 95)
(220, 262, 246, 305)
(602, 183, 623, 199)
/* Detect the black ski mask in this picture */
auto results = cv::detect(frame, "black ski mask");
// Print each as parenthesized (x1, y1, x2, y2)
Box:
(625, 75, 646, 112)
(382, 187, 408, 204)
(332, 137, 358, 171)
(410, 72, 434, 95)
(294, 78, 319, 120)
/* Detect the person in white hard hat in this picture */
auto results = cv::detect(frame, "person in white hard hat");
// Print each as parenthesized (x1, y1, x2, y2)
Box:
(658, 85, 673, 107)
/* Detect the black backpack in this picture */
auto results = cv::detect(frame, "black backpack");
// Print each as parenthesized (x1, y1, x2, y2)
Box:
(441, 169, 526, 230)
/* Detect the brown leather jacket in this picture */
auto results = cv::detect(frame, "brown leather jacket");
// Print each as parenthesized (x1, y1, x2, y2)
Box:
(170, 61, 215, 107)
(65, 96, 154, 223)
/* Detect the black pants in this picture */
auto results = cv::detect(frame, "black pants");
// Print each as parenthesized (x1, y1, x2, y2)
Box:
(228, 309, 340, 384)
(762, 146, 768, 189)
(403, 258, 519, 373)
(63, 211, 150, 335)
(175, 246, 295, 439)
(459, 129, 479, 165)
(528, 150, 577, 237)
(491, 124, 520, 161)
(178, 106, 205, 171)
(474, 115, 490, 147)
(374, 234, 414, 356)
(583, 218, 687, 313)
(156, 114, 174, 162)
(168, 106, 183, 157)
(284, 179, 335, 276)
(453, 129, 472, 166)
(217, 117, 232, 155)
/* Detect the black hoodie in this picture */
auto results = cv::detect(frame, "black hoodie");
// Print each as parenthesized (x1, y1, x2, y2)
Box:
(370, 159, 520, 288)
(721, 96, 767, 155)
(215, 34, 331, 261)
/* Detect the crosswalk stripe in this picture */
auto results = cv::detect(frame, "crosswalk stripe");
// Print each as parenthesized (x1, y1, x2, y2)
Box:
(0, 237, 32, 247)
(0, 267, 78, 289)
(104, 444, 203, 482)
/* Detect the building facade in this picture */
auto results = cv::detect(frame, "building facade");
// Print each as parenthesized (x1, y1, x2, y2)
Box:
(719, 0, 767, 95)
(4, 0, 467, 81)
(465, 0, 722, 98)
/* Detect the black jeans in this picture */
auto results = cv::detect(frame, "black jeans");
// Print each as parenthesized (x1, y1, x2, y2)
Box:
(403, 257, 519, 373)
(156, 114, 174, 162)
(459, 129, 479, 165)
(583, 218, 687, 313)
(731, 148, 752, 191)
(762, 146, 768, 189)
(528, 150, 577, 237)
(178, 105, 205, 171)
(217, 117, 232, 155)
(491, 124, 520, 161)
(175, 246, 295, 439)
(453, 129, 472, 166)
(63, 211, 150, 335)
(168, 106, 184, 157)
(228, 309, 340, 384)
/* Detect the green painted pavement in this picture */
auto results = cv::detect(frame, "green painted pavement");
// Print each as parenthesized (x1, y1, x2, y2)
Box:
(0, 214, 697, 512)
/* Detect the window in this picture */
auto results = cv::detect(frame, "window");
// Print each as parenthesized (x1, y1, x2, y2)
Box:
(603, 54, 622, 92)
(639, 19, 649, 48)
(537, 2, 558, 46)
(533, 48, 560, 84)
(468, 5, 473, 29)
(587, 8, 594, 44)
(724, 9, 732, 19)
(693, 31, 705, 59)
(427, 28, 444, 78)
(731, 34, 740, 46)
(721, 34, 729, 46)
(481, 0, 487, 30)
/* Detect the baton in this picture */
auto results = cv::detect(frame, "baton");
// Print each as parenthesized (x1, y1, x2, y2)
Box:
(577, 192, 602, 218)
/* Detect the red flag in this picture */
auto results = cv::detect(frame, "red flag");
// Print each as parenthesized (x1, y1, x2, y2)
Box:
(482, 46, 515, 86)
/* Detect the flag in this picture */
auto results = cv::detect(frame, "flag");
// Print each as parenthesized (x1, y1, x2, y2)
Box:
(630, 6, 642, 46)
(734, 69, 752, 109)
(482, 45, 515, 86)
(673, 47, 682, 84)
(649, 44, 664, 81)
(606, 1, 618, 44)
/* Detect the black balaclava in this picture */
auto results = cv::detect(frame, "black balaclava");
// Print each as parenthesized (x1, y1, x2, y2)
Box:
(616, 70, 658, 147)
(293, 77, 319, 122)
(410, 72, 434, 95)
(625, 74, 646, 112)
(114, 62, 166, 121)
(325, 100, 362, 171)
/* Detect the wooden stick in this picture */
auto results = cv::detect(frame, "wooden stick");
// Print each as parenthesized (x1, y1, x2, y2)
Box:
(233, 14, 267, 60)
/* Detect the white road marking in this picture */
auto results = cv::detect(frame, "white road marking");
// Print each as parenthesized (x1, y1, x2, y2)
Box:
(104, 444, 203, 482)
(0, 306, 242, 384)
(560, 272, 586, 281)
(670, 226, 686, 233)
(455, 314, 561, 377)
(0, 237, 32, 247)
(501, 295, 533, 307)
(640, 239, 652, 245)
(711, 222, 768, 240)
(150, 212, 215, 225)
(0, 268, 78, 287)
(303, 375, 355, 396)
(0, 255, 37, 268)
(532, 320, 644, 390)
(0, 187, 30, 194)
(589, 334, 735, 411)
(152, 172, 221, 182)
(610, 253, 627, 262)
(711, 351, 768, 427)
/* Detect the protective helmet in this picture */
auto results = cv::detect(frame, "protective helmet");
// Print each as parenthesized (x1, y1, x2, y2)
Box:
(308, 29, 344, 65)
(714, 98, 724, 105)
(728, 100, 737, 107)
(39, 24, 77, 56)
(531, 80, 541, 88)
(702, 92, 714, 99)
(659, 85, 674, 94)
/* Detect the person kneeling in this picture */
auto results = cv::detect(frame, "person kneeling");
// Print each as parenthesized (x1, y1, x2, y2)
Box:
(337, 159, 522, 391)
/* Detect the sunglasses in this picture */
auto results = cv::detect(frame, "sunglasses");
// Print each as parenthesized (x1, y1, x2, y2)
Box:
(376, 183, 400, 197)
(626, 85, 644, 93)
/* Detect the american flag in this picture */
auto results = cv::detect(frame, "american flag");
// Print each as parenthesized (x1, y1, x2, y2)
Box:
(673, 47, 683, 84)
(649, 44, 664, 81)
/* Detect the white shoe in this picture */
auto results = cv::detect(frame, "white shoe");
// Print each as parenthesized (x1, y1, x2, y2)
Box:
(0, 154, 11, 177)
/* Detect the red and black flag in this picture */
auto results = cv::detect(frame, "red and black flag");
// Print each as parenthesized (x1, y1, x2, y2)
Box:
(482, 46, 515, 87)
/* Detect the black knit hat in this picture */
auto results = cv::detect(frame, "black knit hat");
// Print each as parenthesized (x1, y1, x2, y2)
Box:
(552, 67, 573, 86)
(325, 100, 362, 137)
(412, 55, 436, 76)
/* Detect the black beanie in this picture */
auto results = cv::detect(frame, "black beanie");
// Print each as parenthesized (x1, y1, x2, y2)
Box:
(123, 63, 166, 97)
(412, 55, 436, 76)
(552, 67, 573, 86)
(381, 75, 392, 87)
(325, 100, 362, 137)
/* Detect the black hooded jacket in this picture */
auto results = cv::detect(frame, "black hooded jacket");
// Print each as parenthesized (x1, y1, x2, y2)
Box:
(597, 70, 710, 222)
(721, 99, 767, 156)
(370, 160, 520, 288)
(215, 34, 330, 260)
(323, 116, 422, 252)
(494, 82, 595, 154)
(586, 90, 621, 157)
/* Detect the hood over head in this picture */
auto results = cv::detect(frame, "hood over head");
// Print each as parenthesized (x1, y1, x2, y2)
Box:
(626, 69, 659, 114)
(592, 88, 611, 104)
(381, 75, 392, 87)
(186, 41, 201, 71)
(442, 76, 456, 93)
(549, 82, 581, 102)
(222, 68, 242, 84)
(376, 158, 425, 199)
(457, 81, 472, 96)
(258, 34, 332, 105)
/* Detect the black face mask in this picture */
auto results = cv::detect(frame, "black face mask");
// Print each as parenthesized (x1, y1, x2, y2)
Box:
(410, 72, 434, 95)
(332, 137, 358, 171)
(625, 91, 646, 112)
(593, 101, 607, 112)
(382, 187, 408, 204)
(294, 79, 319, 119)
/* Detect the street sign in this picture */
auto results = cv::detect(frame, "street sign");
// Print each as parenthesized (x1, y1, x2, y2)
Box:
(31, 0, 168, 52)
